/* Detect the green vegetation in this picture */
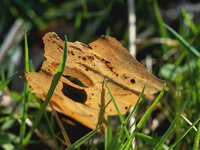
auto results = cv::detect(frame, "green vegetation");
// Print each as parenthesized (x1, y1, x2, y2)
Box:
(0, 0, 200, 149)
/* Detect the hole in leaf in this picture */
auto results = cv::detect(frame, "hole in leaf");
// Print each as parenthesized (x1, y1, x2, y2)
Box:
(130, 79, 135, 83)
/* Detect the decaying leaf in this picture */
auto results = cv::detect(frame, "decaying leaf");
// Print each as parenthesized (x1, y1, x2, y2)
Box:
(25, 32, 165, 131)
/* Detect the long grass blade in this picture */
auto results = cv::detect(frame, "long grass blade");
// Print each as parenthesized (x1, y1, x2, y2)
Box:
(105, 116, 112, 150)
(123, 85, 166, 150)
(43, 112, 60, 150)
(155, 86, 195, 149)
(103, 79, 130, 140)
(22, 35, 68, 146)
(137, 85, 166, 129)
(164, 23, 200, 58)
(169, 117, 200, 149)
(1, 68, 5, 81)
(136, 133, 170, 149)
(19, 31, 30, 148)
(65, 125, 102, 150)
(181, 9, 198, 35)
(153, 0, 168, 52)
(125, 86, 145, 124)
(192, 120, 200, 150)
(90, 99, 112, 149)
(0, 72, 17, 90)
(136, 133, 157, 146)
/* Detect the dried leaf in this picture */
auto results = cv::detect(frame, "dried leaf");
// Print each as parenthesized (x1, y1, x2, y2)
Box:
(25, 32, 165, 131)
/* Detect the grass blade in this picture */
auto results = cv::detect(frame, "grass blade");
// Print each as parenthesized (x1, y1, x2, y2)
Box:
(123, 85, 166, 150)
(22, 35, 68, 146)
(153, 0, 168, 52)
(90, 99, 112, 149)
(125, 86, 145, 124)
(0, 72, 17, 90)
(155, 86, 195, 149)
(1, 68, 5, 81)
(136, 133, 170, 149)
(192, 120, 200, 150)
(169, 117, 200, 149)
(137, 85, 166, 129)
(19, 31, 30, 148)
(65, 125, 102, 150)
(181, 9, 198, 35)
(164, 23, 200, 58)
(136, 133, 157, 146)
(103, 79, 130, 140)
(105, 116, 112, 150)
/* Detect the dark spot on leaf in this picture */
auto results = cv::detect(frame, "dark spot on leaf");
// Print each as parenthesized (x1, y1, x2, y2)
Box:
(85, 68, 88, 71)
(70, 46, 84, 53)
(91, 93, 94, 96)
(82, 57, 86, 60)
(80, 43, 92, 49)
(105, 60, 110, 64)
(78, 56, 81, 58)
(130, 79, 135, 83)
(87, 56, 94, 60)
(110, 109, 112, 112)
(125, 106, 128, 110)
(62, 83, 87, 103)
(71, 51, 75, 55)
(109, 67, 113, 71)
(58, 45, 64, 50)
(51, 34, 58, 39)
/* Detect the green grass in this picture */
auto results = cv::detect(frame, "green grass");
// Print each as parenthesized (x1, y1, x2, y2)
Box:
(22, 35, 68, 147)
(0, 0, 200, 149)
(19, 31, 30, 148)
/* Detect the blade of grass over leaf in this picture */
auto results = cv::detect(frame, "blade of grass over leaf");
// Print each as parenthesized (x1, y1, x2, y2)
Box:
(137, 85, 165, 128)
(164, 23, 200, 58)
(19, 31, 30, 148)
(22, 35, 68, 146)
(192, 120, 200, 150)
(123, 85, 166, 150)
(90, 99, 112, 149)
(103, 79, 130, 140)
(65, 125, 102, 150)
(125, 86, 145, 124)
(169, 117, 200, 149)
(96, 99, 112, 129)
(155, 86, 195, 149)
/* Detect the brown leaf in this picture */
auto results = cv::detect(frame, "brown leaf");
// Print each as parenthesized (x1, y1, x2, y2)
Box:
(25, 32, 165, 131)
